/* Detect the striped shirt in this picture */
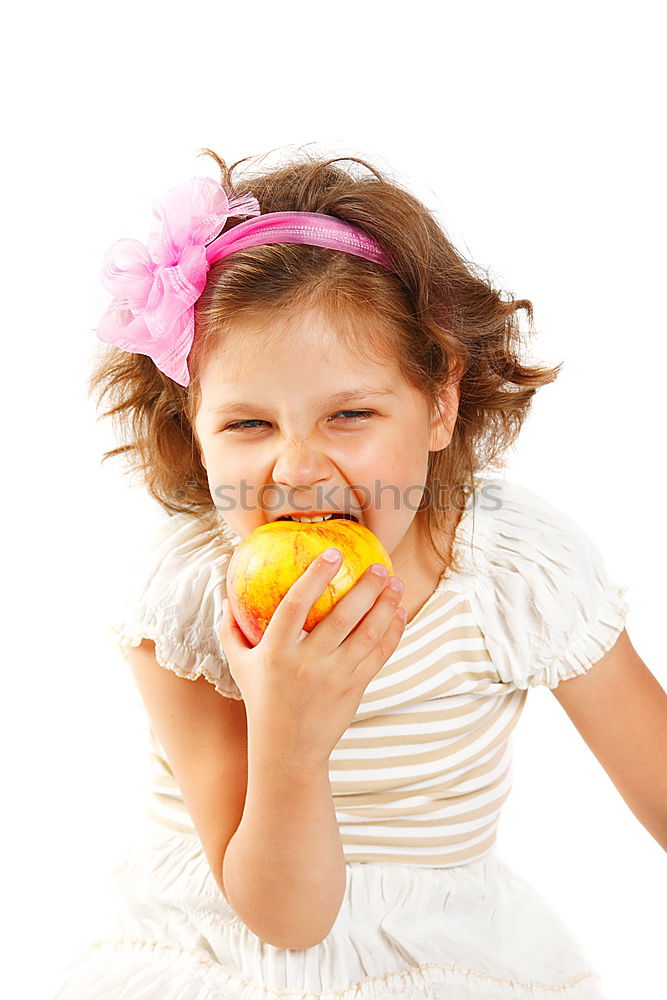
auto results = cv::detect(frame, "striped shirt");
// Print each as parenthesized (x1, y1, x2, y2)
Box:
(111, 476, 629, 868)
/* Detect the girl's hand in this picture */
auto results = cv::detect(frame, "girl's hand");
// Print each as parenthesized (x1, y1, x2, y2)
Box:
(219, 552, 406, 765)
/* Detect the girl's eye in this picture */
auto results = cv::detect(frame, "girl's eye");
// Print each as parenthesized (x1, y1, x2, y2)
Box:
(224, 410, 375, 432)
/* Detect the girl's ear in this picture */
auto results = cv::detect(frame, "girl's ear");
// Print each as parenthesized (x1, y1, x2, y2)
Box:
(429, 378, 461, 452)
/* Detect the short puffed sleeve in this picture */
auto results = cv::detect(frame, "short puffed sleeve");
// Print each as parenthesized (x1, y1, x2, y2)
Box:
(462, 479, 630, 690)
(108, 511, 243, 701)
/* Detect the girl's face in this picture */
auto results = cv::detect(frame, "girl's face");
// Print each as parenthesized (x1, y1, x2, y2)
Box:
(193, 305, 458, 578)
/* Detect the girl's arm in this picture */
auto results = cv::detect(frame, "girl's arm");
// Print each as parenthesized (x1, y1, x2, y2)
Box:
(222, 721, 347, 950)
(125, 637, 346, 950)
(125, 638, 249, 894)
(551, 628, 667, 851)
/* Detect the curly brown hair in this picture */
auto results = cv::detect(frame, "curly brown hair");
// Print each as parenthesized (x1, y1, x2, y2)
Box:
(88, 144, 562, 571)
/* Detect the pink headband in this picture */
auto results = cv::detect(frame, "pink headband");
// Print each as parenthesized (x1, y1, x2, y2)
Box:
(97, 175, 398, 387)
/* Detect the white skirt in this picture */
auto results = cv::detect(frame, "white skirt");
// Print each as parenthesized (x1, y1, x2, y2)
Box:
(52, 815, 607, 1000)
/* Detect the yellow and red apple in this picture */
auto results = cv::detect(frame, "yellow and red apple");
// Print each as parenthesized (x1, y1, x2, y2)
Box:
(225, 517, 393, 646)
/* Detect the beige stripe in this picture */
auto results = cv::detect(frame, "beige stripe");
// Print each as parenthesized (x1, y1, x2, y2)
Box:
(144, 803, 499, 868)
(341, 812, 498, 848)
(368, 608, 486, 665)
(142, 588, 518, 869)
(148, 795, 506, 865)
(363, 648, 497, 707)
(149, 754, 173, 769)
(146, 788, 508, 852)
(148, 731, 515, 811)
(336, 781, 512, 825)
(338, 693, 515, 747)
(146, 692, 524, 774)
(382, 607, 479, 672)
(147, 774, 511, 829)
(332, 739, 511, 800)
(397, 620, 484, 664)
(334, 760, 509, 820)
(151, 791, 191, 813)
(401, 585, 464, 635)
(340, 829, 498, 866)
(398, 591, 469, 645)
(149, 762, 175, 781)
(147, 782, 511, 834)
(152, 773, 180, 791)
(350, 693, 506, 729)
(331, 692, 524, 775)
(145, 804, 502, 851)
(384, 597, 480, 653)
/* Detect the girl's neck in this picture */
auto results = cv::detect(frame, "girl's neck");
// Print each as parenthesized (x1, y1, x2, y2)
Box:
(392, 505, 464, 626)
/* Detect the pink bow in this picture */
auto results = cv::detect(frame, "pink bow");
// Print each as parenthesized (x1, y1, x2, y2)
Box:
(97, 177, 261, 387)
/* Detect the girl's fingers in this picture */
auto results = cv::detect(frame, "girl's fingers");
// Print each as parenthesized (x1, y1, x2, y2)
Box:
(337, 583, 404, 669)
(261, 549, 344, 647)
(220, 598, 252, 652)
(306, 564, 399, 659)
(354, 604, 407, 684)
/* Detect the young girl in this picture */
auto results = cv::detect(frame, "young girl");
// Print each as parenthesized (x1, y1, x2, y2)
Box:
(53, 146, 666, 1000)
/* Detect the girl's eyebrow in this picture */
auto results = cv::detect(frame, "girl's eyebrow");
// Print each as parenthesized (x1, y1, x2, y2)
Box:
(209, 388, 396, 417)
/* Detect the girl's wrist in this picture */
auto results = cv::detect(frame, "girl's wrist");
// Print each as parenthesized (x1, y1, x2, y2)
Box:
(246, 716, 331, 781)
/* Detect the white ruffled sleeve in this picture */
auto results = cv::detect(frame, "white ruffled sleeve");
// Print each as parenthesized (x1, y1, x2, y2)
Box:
(107, 511, 243, 701)
(463, 480, 630, 690)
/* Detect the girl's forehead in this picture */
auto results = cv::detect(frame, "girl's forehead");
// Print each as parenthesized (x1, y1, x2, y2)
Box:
(206, 312, 401, 384)
(245, 301, 393, 343)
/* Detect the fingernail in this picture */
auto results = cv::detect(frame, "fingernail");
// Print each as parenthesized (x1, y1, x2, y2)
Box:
(322, 547, 342, 563)
(370, 563, 388, 577)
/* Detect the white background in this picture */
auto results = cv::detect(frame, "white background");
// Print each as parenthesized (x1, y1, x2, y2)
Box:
(3, 1, 665, 997)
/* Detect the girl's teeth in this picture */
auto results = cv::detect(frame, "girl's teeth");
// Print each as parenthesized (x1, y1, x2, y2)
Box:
(289, 514, 334, 523)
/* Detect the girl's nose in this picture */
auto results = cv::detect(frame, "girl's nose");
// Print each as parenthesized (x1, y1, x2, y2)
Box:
(271, 439, 332, 489)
